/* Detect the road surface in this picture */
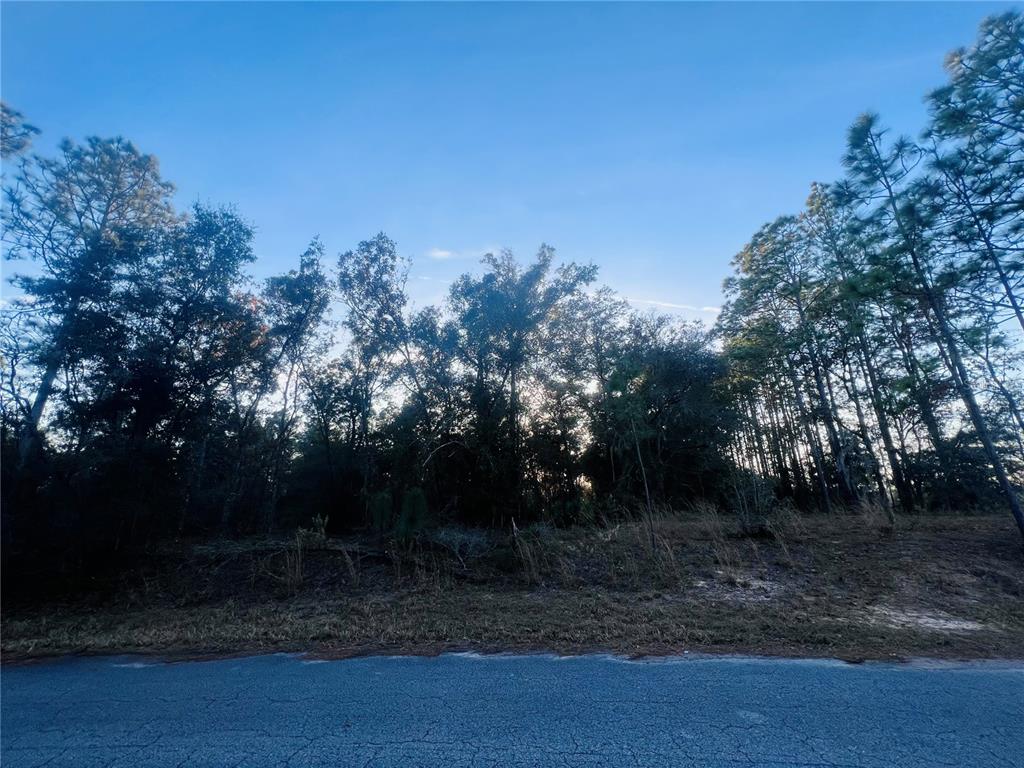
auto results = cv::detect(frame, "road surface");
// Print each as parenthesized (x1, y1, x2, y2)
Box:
(2, 653, 1022, 767)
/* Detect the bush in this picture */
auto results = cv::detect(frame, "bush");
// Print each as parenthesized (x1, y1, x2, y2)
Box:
(397, 487, 429, 542)
(369, 489, 393, 535)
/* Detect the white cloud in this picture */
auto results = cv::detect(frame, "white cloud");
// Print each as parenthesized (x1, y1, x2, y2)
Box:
(425, 245, 503, 262)
(626, 297, 720, 314)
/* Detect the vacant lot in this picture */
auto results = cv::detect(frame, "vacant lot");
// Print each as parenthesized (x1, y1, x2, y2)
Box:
(4, 513, 1023, 661)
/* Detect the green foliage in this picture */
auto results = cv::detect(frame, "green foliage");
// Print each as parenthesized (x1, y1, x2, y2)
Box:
(397, 488, 429, 542)
(369, 490, 394, 536)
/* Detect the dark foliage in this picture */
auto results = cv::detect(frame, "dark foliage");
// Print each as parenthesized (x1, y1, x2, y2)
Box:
(2, 14, 1023, 598)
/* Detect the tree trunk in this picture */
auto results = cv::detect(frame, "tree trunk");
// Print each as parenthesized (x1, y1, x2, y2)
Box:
(631, 418, 656, 552)
(17, 355, 61, 468)
(785, 357, 833, 514)
(854, 329, 914, 514)
(843, 352, 894, 520)
(872, 153, 1024, 538)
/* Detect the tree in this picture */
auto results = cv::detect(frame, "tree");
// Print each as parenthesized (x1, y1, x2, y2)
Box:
(0, 103, 38, 159)
(4, 136, 175, 466)
(843, 113, 1023, 536)
(445, 247, 597, 522)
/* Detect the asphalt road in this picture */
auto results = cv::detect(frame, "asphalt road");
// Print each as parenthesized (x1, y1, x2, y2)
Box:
(2, 653, 1021, 767)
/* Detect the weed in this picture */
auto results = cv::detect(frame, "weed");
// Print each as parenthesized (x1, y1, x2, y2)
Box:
(730, 470, 776, 535)
(283, 534, 304, 593)
(701, 506, 742, 578)
(857, 498, 896, 534)
(339, 541, 360, 587)
(429, 527, 494, 570)
(296, 514, 330, 548)
(511, 519, 543, 585)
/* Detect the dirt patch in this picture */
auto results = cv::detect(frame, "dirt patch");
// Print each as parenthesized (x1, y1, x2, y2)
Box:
(691, 571, 784, 603)
(866, 607, 986, 633)
(3, 514, 1023, 662)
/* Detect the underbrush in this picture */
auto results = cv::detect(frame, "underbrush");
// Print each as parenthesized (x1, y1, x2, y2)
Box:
(3, 503, 1011, 609)
(3, 509, 1023, 660)
(266, 502, 811, 597)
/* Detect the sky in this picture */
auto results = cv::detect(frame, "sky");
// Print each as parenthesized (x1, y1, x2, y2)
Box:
(2, 1, 1019, 321)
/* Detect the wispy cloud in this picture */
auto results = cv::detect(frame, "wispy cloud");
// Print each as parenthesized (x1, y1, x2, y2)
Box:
(412, 275, 452, 285)
(627, 297, 720, 315)
(425, 245, 502, 262)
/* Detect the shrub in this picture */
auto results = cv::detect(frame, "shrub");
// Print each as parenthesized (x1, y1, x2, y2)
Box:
(397, 487, 429, 542)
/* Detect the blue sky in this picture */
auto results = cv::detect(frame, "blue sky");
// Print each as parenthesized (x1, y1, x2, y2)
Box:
(2, 2, 1017, 320)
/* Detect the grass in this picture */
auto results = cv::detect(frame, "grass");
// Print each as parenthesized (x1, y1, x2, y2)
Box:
(3, 512, 1023, 662)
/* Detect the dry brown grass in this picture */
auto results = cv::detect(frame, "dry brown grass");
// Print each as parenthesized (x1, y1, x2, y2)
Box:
(4, 513, 1023, 662)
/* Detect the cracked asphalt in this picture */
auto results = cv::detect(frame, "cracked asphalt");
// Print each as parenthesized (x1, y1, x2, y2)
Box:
(2, 653, 1021, 767)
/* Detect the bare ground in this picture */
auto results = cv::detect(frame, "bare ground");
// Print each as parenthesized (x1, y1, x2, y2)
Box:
(3, 513, 1023, 661)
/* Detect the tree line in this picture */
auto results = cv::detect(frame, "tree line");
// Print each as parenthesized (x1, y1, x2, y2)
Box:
(718, 12, 1023, 535)
(1, 13, 1021, 575)
(0, 113, 733, 565)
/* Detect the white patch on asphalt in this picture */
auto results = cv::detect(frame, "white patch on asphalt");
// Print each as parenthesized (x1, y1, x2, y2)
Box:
(736, 710, 768, 724)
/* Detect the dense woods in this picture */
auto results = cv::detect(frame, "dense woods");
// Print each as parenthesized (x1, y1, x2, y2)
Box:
(2, 13, 1022, 583)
